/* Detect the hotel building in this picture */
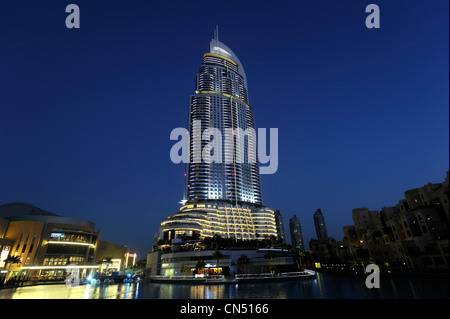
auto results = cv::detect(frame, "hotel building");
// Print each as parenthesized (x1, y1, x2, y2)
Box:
(158, 29, 277, 242)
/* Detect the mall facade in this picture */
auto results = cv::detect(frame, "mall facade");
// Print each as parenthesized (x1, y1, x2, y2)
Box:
(0, 202, 134, 283)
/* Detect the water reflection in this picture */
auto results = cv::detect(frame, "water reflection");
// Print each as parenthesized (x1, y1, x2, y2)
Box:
(188, 284, 226, 299)
(0, 283, 140, 299)
(0, 273, 448, 299)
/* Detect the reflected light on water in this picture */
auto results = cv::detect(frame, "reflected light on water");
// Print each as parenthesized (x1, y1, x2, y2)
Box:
(189, 285, 225, 299)
(0, 283, 140, 299)
(83, 284, 91, 299)
(1, 274, 448, 299)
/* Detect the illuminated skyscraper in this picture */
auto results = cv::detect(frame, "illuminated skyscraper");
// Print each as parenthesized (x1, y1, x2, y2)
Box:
(289, 214, 305, 250)
(159, 29, 276, 242)
(275, 210, 286, 244)
(184, 28, 262, 205)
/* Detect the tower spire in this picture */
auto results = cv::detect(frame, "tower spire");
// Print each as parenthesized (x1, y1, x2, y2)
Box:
(214, 25, 219, 43)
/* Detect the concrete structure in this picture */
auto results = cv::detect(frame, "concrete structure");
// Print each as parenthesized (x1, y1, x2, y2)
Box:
(340, 172, 449, 272)
(159, 201, 277, 242)
(146, 248, 296, 277)
(352, 207, 382, 235)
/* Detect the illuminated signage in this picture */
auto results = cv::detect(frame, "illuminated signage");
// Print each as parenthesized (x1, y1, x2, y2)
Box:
(0, 246, 11, 267)
(50, 232, 65, 238)
(196, 267, 222, 275)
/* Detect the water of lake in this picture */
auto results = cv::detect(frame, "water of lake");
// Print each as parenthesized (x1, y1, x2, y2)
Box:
(1, 272, 447, 299)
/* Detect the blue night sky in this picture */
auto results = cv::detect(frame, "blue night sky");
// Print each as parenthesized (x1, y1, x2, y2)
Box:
(1, 1, 448, 258)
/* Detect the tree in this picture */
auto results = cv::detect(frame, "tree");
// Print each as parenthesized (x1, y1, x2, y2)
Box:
(208, 235, 222, 250)
(180, 265, 191, 277)
(3, 255, 21, 284)
(237, 254, 250, 274)
(195, 259, 205, 274)
(269, 235, 277, 247)
(264, 252, 274, 273)
(135, 259, 147, 269)
(296, 251, 305, 272)
(212, 250, 224, 274)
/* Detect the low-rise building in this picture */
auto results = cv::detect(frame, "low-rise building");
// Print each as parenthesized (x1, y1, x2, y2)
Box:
(0, 202, 137, 284)
(0, 203, 100, 283)
(147, 247, 297, 277)
(341, 172, 449, 273)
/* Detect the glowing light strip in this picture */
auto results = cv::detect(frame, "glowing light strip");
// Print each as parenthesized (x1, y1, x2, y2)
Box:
(47, 241, 95, 247)
(22, 265, 99, 270)
(197, 90, 252, 109)
(203, 53, 238, 66)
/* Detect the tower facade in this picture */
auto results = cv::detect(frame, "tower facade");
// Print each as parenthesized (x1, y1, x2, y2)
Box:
(184, 32, 262, 205)
(313, 209, 329, 239)
(289, 214, 305, 250)
(275, 210, 286, 244)
(159, 31, 276, 242)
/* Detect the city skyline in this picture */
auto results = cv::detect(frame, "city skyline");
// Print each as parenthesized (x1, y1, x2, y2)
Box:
(0, 1, 448, 257)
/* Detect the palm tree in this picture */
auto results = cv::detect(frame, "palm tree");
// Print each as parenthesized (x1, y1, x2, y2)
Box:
(212, 250, 224, 274)
(237, 254, 250, 274)
(3, 255, 21, 284)
(195, 259, 205, 274)
(269, 235, 277, 247)
(296, 251, 305, 272)
(180, 265, 191, 277)
(264, 251, 274, 273)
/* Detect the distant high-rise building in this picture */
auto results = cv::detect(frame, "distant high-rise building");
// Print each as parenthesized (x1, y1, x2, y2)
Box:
(158, 28, 277, 242)
(274, 210, 286, 244)
(313, 209, 328, 239)
(289, 214, 305, 250)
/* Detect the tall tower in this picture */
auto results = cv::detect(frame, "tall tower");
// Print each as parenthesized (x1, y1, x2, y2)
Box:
(184, 27, 262, 205)
(289, 214, 305, 250)
(159, 30, 276, 242)
(313, 209, 328, 239)
(275, 210, 286, 244)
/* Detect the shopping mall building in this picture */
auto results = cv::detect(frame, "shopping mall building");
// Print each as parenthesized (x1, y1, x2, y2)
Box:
(0, 202, 135, 283)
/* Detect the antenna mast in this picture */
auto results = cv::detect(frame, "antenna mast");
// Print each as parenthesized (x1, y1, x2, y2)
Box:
(214, 25, 219, 44)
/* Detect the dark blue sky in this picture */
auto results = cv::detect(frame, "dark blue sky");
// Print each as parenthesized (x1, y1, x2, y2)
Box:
(1, 1, 448, 258)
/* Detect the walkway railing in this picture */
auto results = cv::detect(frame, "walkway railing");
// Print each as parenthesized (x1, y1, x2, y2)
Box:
(235, 270, 316, 279)
(149, 274, 225, 281)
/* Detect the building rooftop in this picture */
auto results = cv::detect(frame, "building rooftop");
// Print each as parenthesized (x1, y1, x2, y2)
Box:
(209, 26, 248, 90)
(0, 202, 59, 219)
